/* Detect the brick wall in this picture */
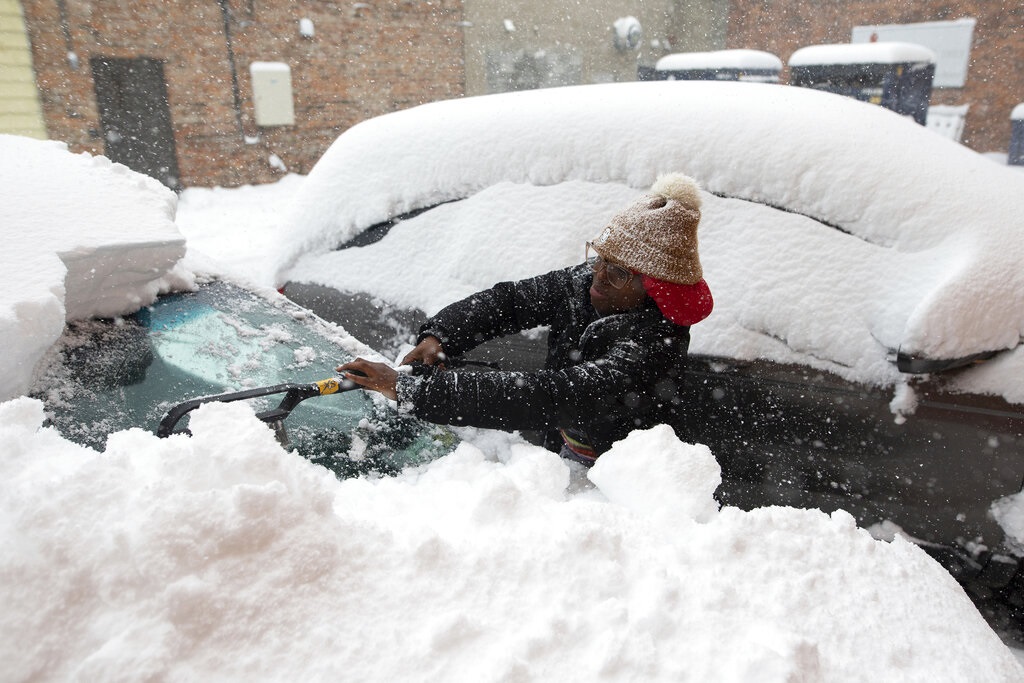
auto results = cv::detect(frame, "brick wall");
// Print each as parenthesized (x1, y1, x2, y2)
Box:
(21, 0, 465, 187)
(727, 1, 1024, 153)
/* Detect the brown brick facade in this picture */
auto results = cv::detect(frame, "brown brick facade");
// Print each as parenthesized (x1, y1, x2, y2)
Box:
(21, 0, 465, 187)
(727, 1, 1024, 153)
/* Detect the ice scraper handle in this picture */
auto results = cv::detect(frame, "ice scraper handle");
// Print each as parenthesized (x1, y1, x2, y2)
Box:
(156, 377, 357, 438)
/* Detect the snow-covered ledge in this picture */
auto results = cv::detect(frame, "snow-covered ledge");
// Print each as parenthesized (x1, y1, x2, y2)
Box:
(0, 135, 187, 401)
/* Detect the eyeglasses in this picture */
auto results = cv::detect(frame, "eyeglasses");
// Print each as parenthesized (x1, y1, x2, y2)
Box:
(586, 242, 635, 290)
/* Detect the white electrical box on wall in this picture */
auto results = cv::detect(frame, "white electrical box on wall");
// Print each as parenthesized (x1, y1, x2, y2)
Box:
(250, 62, 295, 126)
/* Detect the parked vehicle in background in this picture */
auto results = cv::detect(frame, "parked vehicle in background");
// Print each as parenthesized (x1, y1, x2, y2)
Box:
(787, 42, 937, 124)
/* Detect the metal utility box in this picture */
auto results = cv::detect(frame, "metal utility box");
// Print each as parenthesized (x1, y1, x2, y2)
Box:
(788, 42, 936, 125)
(1010, 104, 1024, 166)
(250, 62, 295, 127)
(639, 49, 782, 83)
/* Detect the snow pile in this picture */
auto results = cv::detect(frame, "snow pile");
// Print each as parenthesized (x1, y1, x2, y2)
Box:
(176, 173, 305, 286)
(1, 399, 1019, 681)
(277, 82, 1024, 387)
(0, 135, 186, 400)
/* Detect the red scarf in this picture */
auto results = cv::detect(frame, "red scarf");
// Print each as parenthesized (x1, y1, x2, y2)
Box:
(642, 275, 714, 326)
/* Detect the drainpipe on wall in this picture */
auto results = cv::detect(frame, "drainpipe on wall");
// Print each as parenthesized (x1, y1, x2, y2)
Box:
(55, 0, 78, 68)
(217, 0, 246, 139)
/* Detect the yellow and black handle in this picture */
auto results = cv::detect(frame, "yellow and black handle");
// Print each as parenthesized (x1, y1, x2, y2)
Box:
(156, 375, 359, 439)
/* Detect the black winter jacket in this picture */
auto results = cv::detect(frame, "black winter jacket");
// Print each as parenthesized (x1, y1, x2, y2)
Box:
(395, 264, 691, 455)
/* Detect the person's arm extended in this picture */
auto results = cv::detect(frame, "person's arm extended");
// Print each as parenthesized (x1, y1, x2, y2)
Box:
(396, 335, 648, 433)
(417, 266, 582, 358)
(334, 348, 633, 428)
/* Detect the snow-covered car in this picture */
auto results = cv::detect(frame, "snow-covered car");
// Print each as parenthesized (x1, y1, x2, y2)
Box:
(273, 81, 1024, 626)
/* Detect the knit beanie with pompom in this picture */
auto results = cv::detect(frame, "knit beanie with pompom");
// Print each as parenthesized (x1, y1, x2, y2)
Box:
(591, 173, 713, 325)
(591, 173, 703, 285)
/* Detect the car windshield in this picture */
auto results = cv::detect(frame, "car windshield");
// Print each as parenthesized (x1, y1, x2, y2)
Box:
(30, 280, 456, 477)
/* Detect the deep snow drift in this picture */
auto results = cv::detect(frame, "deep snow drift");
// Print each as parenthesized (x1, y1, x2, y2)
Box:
(3, 99, 1024, 679)
(0, 135, 187, 401)
(3, 399, 1022, 681)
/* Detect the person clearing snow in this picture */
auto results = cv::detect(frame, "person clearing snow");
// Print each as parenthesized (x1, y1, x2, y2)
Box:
(338, 173, 714, 463)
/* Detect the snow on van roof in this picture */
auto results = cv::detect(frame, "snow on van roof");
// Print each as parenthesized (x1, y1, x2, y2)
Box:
(656, 49, 783, 72)
(788, 42, 937, 67)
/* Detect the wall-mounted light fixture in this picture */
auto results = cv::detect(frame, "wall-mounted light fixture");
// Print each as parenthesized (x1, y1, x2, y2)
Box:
(612, 16, 642, 52)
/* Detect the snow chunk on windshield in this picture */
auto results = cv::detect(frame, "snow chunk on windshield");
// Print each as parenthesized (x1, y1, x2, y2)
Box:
(0, 135, 186, 401)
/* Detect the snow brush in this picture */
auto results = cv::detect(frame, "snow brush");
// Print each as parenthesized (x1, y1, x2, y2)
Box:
(156, 376, 360, 445)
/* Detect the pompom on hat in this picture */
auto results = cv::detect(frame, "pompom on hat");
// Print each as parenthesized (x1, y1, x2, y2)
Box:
(591, 173, 713, 325)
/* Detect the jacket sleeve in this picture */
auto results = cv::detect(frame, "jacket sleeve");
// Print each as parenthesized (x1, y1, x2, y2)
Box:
(396, 333, 650, 434)
(418, 266, 584, 357)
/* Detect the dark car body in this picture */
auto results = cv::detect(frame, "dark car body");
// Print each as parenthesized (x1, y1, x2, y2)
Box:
(681, 356, 1024, 614)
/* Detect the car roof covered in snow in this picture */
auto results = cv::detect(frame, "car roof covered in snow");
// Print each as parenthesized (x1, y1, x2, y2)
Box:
(279, 81, 1024, 399)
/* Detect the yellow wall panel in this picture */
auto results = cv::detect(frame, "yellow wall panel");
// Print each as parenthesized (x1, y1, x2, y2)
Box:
(0, 0, 45, 138)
